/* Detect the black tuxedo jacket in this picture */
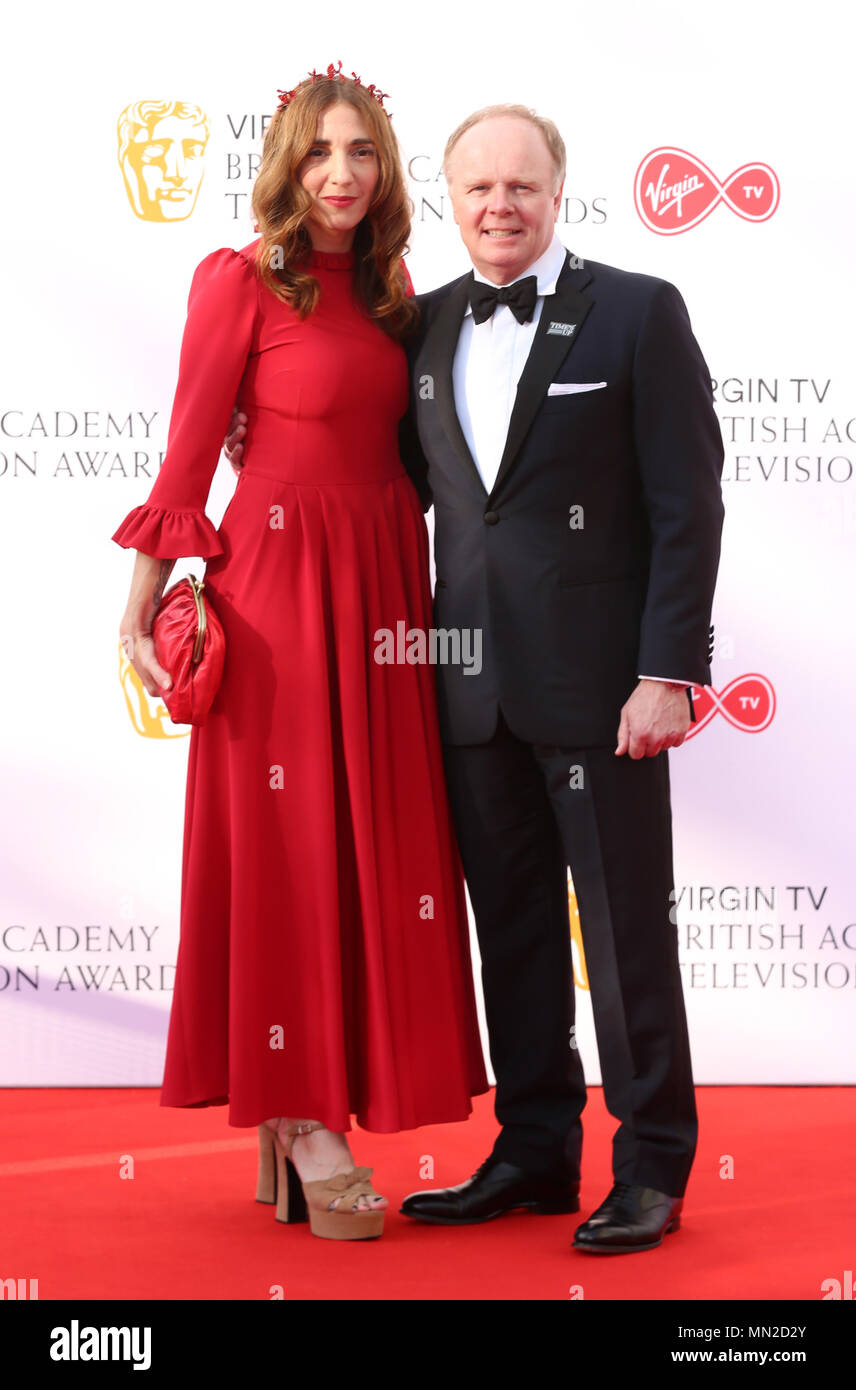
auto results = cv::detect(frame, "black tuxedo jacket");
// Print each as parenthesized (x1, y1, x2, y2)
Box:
(399, 250, 725, 747)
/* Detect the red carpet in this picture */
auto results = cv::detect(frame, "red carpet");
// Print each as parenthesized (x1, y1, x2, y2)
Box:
(0, 1086, 851, 1301)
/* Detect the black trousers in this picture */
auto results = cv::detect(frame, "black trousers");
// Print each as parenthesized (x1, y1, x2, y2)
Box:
(442, 710, 697, 1198)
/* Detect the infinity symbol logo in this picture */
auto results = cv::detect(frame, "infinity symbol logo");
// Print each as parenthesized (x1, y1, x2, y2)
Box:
(685, 674, 776, 739)
(634, 147, 780, 234)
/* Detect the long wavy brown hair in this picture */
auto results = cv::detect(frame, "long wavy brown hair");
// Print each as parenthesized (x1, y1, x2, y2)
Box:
(251, 76, 417, 338)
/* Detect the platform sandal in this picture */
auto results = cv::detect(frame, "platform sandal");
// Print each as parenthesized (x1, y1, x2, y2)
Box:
(256, 1120, 385, 1240)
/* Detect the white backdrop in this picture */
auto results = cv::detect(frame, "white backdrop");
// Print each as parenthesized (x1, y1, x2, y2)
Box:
(1, 0, 854, 1090)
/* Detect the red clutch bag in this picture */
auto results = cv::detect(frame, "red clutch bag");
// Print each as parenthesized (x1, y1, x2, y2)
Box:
(151, 574, 225, 726)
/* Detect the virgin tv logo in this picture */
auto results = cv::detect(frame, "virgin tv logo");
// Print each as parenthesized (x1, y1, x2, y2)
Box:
(634, 148, 780, 234)
(686, 674, 776, 739)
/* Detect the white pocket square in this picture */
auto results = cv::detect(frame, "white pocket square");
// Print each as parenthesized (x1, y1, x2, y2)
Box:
(547, 381, 607, 396)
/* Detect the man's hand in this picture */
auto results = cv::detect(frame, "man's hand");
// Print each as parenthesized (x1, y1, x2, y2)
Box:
(224, 408, 248, 475)
(615, 679, 691, 758)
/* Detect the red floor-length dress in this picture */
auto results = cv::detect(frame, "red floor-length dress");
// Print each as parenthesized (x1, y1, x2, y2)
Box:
(113, 240, 489, 1130)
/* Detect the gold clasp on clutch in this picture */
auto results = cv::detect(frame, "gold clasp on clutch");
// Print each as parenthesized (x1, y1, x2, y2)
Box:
(187, 573, 208, 665)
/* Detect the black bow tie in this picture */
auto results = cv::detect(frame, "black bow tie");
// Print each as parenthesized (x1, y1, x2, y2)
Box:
(468, 273, 538, 325)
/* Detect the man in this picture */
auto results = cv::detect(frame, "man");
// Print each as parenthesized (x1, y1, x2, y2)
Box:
(397, 104, 723, 1256)
(228, 104, 724, 1254)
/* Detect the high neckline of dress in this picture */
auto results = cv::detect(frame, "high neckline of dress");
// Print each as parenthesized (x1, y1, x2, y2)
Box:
(306, 249, 355, 270)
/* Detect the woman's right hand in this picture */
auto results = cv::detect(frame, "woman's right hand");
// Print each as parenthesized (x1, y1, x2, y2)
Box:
(119, 554, 176, 697)
(121, 626, 173, 698)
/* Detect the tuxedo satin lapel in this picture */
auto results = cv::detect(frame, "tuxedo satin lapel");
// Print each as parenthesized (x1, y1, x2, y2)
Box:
(490, 259, 595, 499)
(422, 274, 487, 496)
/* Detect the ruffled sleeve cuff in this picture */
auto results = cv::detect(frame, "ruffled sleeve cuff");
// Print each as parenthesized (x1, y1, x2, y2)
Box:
(111, 503, 224, 559)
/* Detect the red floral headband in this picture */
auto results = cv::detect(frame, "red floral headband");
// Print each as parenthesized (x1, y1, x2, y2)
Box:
(277, 60, 391, 118)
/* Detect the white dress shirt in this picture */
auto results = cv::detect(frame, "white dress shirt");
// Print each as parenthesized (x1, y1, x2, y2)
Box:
(453, 233, 566, 495)
(451, 233, 689, 690)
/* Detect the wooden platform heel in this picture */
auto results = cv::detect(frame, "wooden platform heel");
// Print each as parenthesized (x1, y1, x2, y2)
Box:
(256, 1120, 385, 1239)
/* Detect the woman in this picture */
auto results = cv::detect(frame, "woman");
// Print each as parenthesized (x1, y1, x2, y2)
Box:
(113, 64, 488, 1241)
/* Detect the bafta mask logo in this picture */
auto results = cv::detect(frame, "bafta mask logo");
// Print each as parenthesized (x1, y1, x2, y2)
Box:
(119, 643, 189, 739)
(118, 100, 210, 221)
(568, 872, 589, 992)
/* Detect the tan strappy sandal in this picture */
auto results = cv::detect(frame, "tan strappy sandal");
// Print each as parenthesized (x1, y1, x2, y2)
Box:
(256, 1120, 385, 1240)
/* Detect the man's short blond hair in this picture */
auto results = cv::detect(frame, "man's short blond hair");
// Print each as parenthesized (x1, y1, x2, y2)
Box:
(443, 104, 566, 192)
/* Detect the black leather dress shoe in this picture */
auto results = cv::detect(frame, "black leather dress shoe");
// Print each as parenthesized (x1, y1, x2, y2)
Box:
(572, 1183, 683, 1253)
(399, 1155, 580, 1224)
